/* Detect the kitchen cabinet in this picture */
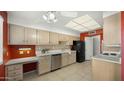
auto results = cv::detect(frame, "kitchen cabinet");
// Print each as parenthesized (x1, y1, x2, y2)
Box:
(9, 24, 79, 45)
(9, 24, 25, 45)
(59, 34, 69, 41)
(68, 52, 76, 64)
(61, 53, 69, 67)
(49, 32, 59, 45)
(68, 36, 80, 45)
(37, 30, 49, 45)
(38, 55, 51, 75)
(103, 12, 121, 45)
(5, 64, 23, 81)
(68, 36, 74, 45)
(92, 58, 121, 81)
(25, 27, 37, 45)
(9, 24, 37, 45)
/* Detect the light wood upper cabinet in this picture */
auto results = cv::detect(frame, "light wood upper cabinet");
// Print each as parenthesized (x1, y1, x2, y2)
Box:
(37, 30, 49, 45)
(9, 24, 25, 45)
(9, 24, 79, 45)
(68, 36, 74, 45)
(25, 27, 37, 45)
(103, 13, 121, 45)
(49, 32, 59, 45)
(9, 24, 37, 45)
(59, 34, 69, 41)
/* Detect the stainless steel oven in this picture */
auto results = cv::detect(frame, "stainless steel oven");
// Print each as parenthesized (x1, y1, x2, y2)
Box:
(51, 54, 61, 71)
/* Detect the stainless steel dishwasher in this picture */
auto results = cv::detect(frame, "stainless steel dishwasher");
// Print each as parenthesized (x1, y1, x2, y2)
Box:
(51, 54, 61, 71)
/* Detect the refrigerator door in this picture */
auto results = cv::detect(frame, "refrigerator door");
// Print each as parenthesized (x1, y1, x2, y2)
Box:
(85, 37, 93, 60)
(93, 35, 100, 56)
(73, 41, 85, 62)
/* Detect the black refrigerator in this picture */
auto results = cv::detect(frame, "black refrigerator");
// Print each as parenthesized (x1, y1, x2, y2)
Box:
(72, 41, 85, 63)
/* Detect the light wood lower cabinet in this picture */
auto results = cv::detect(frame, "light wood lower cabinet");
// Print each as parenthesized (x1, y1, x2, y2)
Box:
(68, 52, 76, 64)
(38, 56, 51, 75)
(5, 64, 23, 81)
(61, 53, 69, 67)
(92, 58, 121, 81)
(62, 52, 76, 67)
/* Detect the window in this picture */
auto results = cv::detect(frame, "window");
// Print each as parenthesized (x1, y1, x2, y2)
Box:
(0, 16, 3, 64)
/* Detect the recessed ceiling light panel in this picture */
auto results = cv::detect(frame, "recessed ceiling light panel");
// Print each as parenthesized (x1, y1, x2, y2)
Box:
(72, 15, 92, 24)
(65, 21, 78, 28)
(82, 20, 98, 27)
(65, 14, 101, 32)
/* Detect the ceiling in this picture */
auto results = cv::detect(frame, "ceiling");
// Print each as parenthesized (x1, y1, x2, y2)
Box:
(8, 11, 103, 36)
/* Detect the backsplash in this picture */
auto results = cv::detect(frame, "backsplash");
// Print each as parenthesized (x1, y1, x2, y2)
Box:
(36, 45, 71, 51)
(9, 45, 36, 59)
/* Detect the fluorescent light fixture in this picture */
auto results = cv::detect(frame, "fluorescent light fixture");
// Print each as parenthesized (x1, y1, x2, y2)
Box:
(65, 14, 101, 32)
(82, 20, 98, 27)
(72, 15, 92, 24)
(79, 28, 88, 32)
(73, 25, 85, 30)
(19, 48, 31, 51)
(65, 21, 78, 28)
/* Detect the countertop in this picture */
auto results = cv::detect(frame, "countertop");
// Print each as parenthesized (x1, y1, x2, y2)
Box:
(6, 51, 76, 66)
(92, 54, 121, 64)
(6, 57, 39, 66)
(36, 50, 76, 57)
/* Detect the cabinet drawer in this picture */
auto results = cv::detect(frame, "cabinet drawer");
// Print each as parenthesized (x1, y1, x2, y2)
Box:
(9, 75, 23, 81)
(14, 75, 23, 81)
(7, 64, 22, 71)
(7, 70, 23, 77)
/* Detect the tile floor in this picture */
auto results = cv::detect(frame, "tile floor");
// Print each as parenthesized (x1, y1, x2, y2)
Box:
(24, 61, 92, 81)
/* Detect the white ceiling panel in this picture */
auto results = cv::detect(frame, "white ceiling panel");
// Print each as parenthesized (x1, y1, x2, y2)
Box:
(72, 15, 92, 24)
(82, 20, 98, 27)
(65, 21, 78, 28)
(73, 25, 85, 30)
(78, 28, 88, 32)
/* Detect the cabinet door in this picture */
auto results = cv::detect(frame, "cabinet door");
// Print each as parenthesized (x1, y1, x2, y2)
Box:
(103, 13, 121, 45)
(9, 24, 25, 44)
(37, 30, 49, 45)
(69, 52, 76, 64)
(68, 36, 73, 45)
(49, 32, 59, 45)
(61, 53, 69, 67)
(38, 56, 51, 75)
(59, 34, 69, 41)
(25, 27, 37, 45)
(92, 59, 121, 81)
